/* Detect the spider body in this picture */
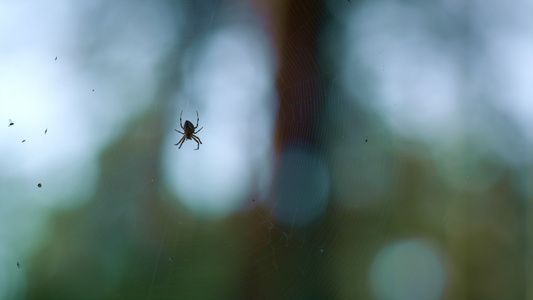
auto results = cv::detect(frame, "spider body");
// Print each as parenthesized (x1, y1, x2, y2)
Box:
(174, 111, 203, 150)
(183, 120, 195, 138)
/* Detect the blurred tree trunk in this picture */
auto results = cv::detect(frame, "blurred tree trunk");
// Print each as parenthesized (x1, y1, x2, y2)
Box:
(262, 0, 325, 151)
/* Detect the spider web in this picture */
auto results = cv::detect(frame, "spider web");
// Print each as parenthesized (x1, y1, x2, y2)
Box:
(1, 0, 531, 300)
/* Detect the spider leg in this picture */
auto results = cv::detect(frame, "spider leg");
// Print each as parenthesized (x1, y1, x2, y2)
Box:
(174, 135, 186, 149)
(193, 135, 202, 144)
(180, 110, 185, 130)
(195, 127, 203, 134)
(175, 129, 185, 135)
(191, 135, 202, 150)
(178, 136, 186, 149)
(195, 111, 199, 128)
(192, 135, 202, 146)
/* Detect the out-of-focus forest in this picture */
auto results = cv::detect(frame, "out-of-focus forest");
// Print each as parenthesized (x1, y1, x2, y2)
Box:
(0, 0, 531, 299)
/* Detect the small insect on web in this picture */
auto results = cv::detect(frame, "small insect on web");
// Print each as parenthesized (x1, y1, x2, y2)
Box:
(8, 119, 14, 127)
(174, 111, 203, 150)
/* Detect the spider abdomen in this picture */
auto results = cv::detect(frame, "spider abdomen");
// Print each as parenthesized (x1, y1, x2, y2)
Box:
(184, 120, 195, 139)
(184, 120, 194, 129)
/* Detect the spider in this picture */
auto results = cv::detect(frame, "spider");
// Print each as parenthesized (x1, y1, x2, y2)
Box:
(174, 110, 203, 150)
